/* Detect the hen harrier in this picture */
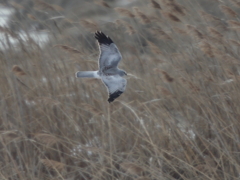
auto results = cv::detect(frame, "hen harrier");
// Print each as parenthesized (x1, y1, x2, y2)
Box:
(76, 31, 127, 103)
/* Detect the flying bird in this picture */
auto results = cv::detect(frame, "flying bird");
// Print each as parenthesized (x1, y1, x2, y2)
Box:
(76, 31, 127, 103)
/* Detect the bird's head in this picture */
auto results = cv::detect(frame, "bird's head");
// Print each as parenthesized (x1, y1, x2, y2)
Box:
(119, 70, 127, 77)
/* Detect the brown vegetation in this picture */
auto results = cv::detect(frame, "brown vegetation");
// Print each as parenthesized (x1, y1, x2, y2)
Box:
(1, 0, 240, 179)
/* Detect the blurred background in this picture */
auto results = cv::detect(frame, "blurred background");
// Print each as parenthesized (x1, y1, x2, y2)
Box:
(1, 0, 240, 179)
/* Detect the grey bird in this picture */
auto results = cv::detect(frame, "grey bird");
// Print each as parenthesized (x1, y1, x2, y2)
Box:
(76, 31, 127, 103)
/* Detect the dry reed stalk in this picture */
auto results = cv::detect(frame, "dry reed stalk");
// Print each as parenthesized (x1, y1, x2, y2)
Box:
(151, 57, 165, 64)
(115, 20, 136, 35)
(82, 146, 104, 154)
(204, 74, 215, 82)
(135, 177, 151, 180)
(150, 0, 161, 9)
(153, 68, 162, 74)
(226, 69, 238, 78)
(1, 131, 20, 144)
(36, 97, 61, 106)
(228, 39, 240, 46)
(147, 41, 162, 55)
(205, 156, 217, 167)
(54, 44, 81, 54)
(180, 78, 200, 92)
(210, 47, 239, 64)
(27, 14, 37, 20)
(81, 103, 103, 116)
(92, 167, 107, 180)
(9, 2, 24, 9)
(226, 69, 233, 76)
(80, 19, 99, 32)
(148, 15, 162, 22)
(229, 0, 240, 8)
(170, 53, 190, 63)
(133, 7, 151, 24)
(200, 11, 227, 31)
(162, 12, 181, 22)
(34, 0, 56, 11)
(194, 164, 209, 174)
(84, 79, 101, 87)
(115, 7, 135, 18)
(156, 86, 173, 96)
(12, 65, 26, 76)
(40, 159, 65, 171)
(161, 71, 174, 82)
(0, 26, 18, 38)
(151, 28, 172, 40)
(107, 103, 113, 177)
(34, 133, 59, 146)
(200, 11, 221, 22)
(95, 1, 110, 8)
(227, 20, 240, 30)
(220, 5, 237, 18)
(120, 162, 144, 176)
(205, 35, 223, 45)
(186, 25, 204, 41)
(164, 1, 186, 16)
(125, 24, 136, 35)
(173, 27, 187, 35)
(198, 40, 214, 58)
(115, 19, 124, 28)
(211, 46, 225, 58)
(222, 54, 240, 64)
(64, 18, 74, 23)
(207, 27, 224, 39)
(51, 4, 64, 11)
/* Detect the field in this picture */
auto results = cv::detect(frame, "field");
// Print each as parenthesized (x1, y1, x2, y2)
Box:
(1, 0, 240, 179)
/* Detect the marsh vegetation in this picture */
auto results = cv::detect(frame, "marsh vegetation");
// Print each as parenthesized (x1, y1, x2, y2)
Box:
(1, 0, 240, 179)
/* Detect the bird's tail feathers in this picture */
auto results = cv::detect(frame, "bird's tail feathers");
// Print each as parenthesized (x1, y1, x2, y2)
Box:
(75, 71, 100, 78)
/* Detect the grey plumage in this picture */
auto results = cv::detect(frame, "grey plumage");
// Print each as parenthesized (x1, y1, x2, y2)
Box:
(76, 71, 100, 79)
(76, 31, 127, 103)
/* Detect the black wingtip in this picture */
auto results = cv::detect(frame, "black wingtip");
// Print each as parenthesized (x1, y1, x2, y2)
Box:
(108, 91, 123, 103)
(95, 31, 113, 45)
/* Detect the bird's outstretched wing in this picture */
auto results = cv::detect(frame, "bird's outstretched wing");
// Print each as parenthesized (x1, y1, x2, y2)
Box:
(101, 75, 127, 103)
(95, 31, 122, 73)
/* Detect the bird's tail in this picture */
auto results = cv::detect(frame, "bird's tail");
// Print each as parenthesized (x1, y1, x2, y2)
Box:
(75, 71, 100, 78)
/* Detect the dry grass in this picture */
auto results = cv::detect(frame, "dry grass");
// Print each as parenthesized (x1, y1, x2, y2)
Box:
(95, 0, 111, 8)
(149, 0, 161, 9)
(1, 0, 240, 179)
(115, 7, 135, 18)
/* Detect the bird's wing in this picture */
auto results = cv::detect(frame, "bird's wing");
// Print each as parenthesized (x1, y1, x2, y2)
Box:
(101, 75, 127, 103)
(95, 31, 122, 73)
(76, 71, 100, 78)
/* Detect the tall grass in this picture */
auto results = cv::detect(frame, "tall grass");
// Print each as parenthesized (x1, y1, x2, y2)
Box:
(1, 0, 240, 179)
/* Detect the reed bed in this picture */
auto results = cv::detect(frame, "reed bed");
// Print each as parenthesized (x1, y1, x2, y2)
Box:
(1, 0, 240, 179)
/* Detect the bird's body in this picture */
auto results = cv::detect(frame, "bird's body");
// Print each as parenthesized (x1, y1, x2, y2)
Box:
(76, 31, 127, 103)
